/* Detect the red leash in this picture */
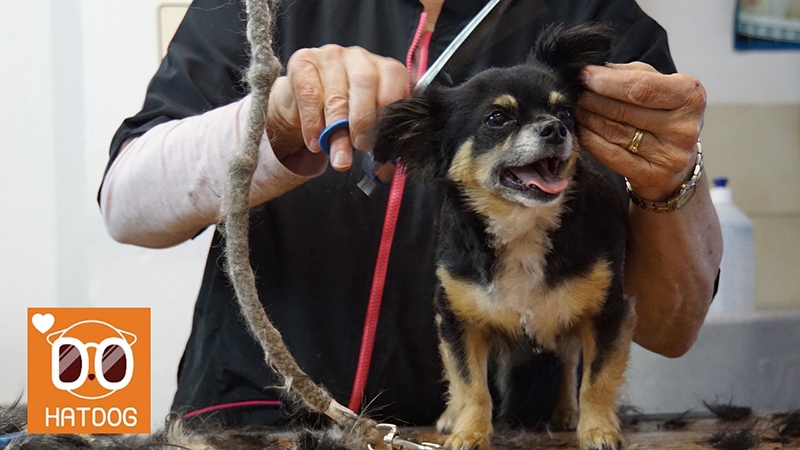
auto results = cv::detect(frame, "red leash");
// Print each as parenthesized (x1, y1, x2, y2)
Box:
(347, 13, 432, 413)
(348, 167, 408, 412)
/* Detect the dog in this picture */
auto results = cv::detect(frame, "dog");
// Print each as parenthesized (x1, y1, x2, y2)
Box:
(372, 24, 636, 450)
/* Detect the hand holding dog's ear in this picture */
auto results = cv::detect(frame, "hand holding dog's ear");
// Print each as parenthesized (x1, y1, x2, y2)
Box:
(266, 45, 407, 172)
(575, 63, 707, 202)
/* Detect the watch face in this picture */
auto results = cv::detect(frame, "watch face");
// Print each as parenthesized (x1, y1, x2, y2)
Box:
(675, 184, 697, 209)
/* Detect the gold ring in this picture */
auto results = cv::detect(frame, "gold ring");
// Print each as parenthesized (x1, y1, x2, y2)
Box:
(628, 129, 644, 154)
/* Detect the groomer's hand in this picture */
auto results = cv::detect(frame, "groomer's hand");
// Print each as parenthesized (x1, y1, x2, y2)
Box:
(576, 63, 707, 201)
(266, 45, 407, 171)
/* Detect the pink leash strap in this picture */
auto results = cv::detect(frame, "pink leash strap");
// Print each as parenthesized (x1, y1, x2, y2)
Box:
(348, 13, 431, 413)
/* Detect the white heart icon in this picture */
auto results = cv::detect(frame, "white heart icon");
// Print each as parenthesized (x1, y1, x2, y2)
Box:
(32, 313, 55, 334)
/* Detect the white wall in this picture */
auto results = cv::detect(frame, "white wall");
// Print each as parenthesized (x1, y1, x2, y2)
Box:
(0, 0, 59, 401)
(1, 0, 799, 430)
(638, 0, 800, 104)
(0, 0, 202, 429)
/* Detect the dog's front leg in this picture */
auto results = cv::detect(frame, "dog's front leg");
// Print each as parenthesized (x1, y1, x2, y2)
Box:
(551, 335, 581, 431)
(575, 303, 636, 450)
(436, 319, 493, 450)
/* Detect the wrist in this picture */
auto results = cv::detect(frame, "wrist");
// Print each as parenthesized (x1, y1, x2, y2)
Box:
(626, 142, 704, 213)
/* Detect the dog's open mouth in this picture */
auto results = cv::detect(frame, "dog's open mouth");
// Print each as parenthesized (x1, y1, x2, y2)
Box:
(500, 156, 569, 195)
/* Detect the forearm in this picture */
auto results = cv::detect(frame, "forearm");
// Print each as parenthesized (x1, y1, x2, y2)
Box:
(100, 96, 327, 249)
(627, 174, 723, 357)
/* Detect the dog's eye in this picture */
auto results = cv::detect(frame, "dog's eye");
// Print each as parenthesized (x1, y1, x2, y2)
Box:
(557, 109, 573, 125)
(485, 111, 515, 128)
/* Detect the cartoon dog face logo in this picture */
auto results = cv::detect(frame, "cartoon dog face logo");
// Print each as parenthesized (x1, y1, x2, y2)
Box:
(46, 320, 136, 400)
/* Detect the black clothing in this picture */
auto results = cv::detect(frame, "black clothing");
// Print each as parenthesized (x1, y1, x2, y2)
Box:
(106, 0, 676, 428)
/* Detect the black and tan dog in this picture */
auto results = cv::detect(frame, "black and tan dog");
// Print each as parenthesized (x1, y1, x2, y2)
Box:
(373, 25, 635, 450)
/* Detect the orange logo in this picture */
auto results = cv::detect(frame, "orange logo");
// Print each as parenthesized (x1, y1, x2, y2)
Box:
(27, 308, 150, 434)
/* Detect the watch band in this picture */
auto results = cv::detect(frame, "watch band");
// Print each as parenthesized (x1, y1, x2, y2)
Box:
(626, 142, 704, 213)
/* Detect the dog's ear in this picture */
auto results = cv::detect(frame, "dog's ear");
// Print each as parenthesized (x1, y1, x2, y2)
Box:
(531, 23, 614, 94)
(371, 90, 450, 179)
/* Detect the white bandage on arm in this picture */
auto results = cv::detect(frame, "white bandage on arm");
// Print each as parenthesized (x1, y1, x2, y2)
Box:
(100, 96, 327, 248)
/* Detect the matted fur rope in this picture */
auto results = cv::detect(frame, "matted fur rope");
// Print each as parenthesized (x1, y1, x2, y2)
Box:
(219, 0, 378, 444)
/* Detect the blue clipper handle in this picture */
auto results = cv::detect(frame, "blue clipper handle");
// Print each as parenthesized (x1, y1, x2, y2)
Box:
(318, 118, 388, 196)
(318, 118, 351, 155)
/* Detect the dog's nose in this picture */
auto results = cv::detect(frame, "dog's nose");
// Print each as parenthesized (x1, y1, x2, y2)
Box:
(538, 120, 568, 144)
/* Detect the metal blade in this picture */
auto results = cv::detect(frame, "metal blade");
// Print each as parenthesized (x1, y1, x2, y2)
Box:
(413, 0, 513, 94)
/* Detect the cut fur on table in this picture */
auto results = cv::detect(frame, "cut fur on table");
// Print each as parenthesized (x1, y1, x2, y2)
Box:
(660, 410, 691, 431)
(0, 402, 358, 450)
(3, 427, 356, 450)
(703, 425, 761, 450)
(774, 410, 800, 439)
(0, 399, 25, 436)
(703, 400, 753, 422)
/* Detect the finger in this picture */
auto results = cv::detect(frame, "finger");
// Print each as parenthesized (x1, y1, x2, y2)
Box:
(578, 126, 671, 199)
(375, 56, 409, 106)
(348, 55, 408, 150)
(578, 125, 644, 178)
(577, 91, 699, 148)
(579, 125, 694, 200)
(576, 106, 662, 157)
(576, 106, 633, 149)
(344, 49, 380, 152)
(578, 91, 663, 131)
(577, 106, 688, 174)
(576, 108, 667, 170)
(582, 65, 707, 112)
(316, 47, 355, 170)
(604, 61, 658, 73)
(288, 51, 327, 154)
(266, 77, 307, 158)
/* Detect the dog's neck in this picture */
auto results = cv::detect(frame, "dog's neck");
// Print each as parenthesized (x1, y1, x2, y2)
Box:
(486, 203, 563, 247)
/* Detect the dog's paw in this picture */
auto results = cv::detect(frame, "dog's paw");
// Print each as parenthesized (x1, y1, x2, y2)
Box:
(444, 431, 490, 450)
(578, 427, 623, 450)
(550, 405, 579, 431)
(436, 408, 459, 434)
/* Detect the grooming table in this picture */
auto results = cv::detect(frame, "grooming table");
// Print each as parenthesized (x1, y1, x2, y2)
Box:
(401, 415, 800, 449)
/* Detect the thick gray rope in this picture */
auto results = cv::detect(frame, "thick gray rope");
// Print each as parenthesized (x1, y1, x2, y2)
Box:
(218, 0, 378, 443)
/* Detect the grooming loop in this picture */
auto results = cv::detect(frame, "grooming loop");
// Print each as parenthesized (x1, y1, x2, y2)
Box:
(368, 424, 443, 450)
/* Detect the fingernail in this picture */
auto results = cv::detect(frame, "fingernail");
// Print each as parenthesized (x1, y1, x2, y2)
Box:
(332, 151, 348, 169)
(352, 136, 364, 152)
(307, 137, 320, 153)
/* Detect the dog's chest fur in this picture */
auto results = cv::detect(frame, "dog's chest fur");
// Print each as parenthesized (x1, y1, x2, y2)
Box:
(437, 169, 615, 351)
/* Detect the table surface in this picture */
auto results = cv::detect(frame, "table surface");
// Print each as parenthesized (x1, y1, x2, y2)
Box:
(399, 415, 800, 450)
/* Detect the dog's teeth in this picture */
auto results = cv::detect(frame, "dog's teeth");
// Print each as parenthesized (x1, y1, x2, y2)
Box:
(506, 169, 523, 184)
(554, 159, 566, 176)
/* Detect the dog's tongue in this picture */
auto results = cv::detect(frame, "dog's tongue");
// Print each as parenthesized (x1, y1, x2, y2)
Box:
(508, 161, 568, 194)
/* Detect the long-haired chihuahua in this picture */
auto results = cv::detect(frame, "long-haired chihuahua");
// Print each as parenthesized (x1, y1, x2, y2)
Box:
(373, 24, 635, 450)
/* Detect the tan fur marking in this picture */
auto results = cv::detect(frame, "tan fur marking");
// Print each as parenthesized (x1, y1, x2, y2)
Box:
(447, 139, 476, 186)
(437, 267, 521, 336)
(438, 256, 615, 353)
(502, 258, 614, 350)
(549, 91, 566, 107)
(492, 94, 518, 110)
(437, 322, 493, 450)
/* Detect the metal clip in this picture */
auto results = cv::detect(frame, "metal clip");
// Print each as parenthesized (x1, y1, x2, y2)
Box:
(368, 423, 443, 450)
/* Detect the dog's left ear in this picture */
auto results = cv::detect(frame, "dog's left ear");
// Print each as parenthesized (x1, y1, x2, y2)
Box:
(370, 89, 450, 179)
(531, 23, 615, 96)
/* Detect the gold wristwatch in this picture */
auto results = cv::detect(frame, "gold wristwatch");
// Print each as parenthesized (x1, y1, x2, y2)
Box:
(626, 142, 704, 213)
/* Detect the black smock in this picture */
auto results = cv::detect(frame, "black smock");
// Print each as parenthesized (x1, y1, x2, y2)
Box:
(104, 0, 675, 429)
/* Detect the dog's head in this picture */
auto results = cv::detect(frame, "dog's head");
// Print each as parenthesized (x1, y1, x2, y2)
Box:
(372, 24, 613, 210)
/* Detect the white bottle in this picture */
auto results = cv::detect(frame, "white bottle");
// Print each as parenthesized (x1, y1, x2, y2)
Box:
(708, 177, 756, 316)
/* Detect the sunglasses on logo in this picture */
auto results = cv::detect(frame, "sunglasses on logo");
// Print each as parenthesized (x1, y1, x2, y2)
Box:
(46, 320, 136, 393)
